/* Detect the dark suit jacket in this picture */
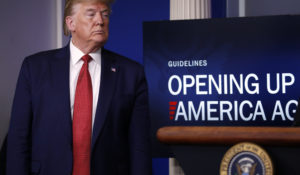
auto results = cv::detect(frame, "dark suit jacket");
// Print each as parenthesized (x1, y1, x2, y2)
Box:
(6, 45, 152, 175)
(0, 136, 7, 175)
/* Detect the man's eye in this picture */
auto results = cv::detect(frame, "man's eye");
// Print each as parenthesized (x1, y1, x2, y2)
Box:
(87, 13, 95, 17)
(102, 12, 110, 18)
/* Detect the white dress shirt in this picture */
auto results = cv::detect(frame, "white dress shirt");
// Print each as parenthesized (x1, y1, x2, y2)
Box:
(69, 40, 101, 129)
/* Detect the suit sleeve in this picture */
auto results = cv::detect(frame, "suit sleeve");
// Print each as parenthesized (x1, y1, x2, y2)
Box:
(7, 58, 32, 175)
(129, 66, 152, 175)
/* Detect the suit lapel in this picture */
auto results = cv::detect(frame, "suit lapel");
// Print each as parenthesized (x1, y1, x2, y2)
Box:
(52, 46, 118, 150)
(51, 45, 73, 145)
(92, 49, 118, 150)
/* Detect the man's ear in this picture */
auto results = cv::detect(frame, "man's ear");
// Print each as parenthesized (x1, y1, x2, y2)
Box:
(66, 16, 76, 32)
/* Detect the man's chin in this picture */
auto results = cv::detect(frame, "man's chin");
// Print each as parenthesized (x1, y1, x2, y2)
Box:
(92, 38, 108, 47)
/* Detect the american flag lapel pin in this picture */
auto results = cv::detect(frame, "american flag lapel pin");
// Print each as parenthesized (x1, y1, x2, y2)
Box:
(111, 67, 116, 72)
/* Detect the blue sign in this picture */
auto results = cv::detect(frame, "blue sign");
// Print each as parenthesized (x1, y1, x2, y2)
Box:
(143, 15, 300, 155)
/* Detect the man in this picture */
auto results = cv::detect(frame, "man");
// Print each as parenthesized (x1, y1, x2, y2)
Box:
(6, 0, 152, 174)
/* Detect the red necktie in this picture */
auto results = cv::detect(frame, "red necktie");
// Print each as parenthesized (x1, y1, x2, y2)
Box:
(72, 55, 93, 175)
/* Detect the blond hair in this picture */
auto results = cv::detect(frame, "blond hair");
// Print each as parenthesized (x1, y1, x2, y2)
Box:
(63, 0, 114, 36)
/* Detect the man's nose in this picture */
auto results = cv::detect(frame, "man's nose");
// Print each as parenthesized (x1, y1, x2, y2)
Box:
(95, 12, 104, 25)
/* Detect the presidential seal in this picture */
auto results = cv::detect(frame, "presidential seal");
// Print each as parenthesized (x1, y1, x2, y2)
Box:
(220, 142, 273, 175)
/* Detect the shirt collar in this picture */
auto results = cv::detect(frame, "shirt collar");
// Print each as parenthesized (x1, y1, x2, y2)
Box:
(70, 39, 101, 66)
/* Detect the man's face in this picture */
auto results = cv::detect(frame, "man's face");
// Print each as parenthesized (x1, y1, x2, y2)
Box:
(68, 2, 110, 48)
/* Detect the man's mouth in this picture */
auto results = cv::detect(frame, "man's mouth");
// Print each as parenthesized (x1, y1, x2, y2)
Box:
(93, 30, 104, 34)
